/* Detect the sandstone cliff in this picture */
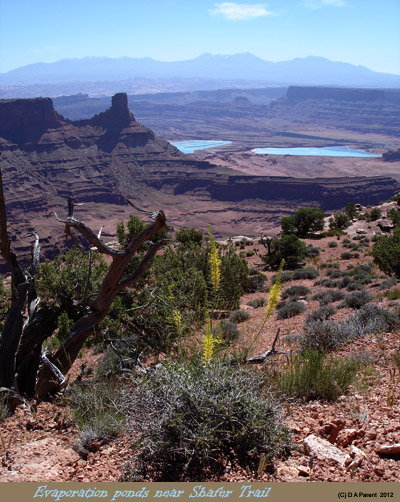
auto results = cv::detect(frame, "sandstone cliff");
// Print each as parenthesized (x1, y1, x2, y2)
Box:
(0, 93, 398, 259)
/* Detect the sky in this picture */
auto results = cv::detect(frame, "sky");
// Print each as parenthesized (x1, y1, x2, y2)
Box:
(0, 0, 399, 75)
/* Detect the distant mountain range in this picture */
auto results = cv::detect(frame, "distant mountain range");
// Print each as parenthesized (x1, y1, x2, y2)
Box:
(1, 53, 400, 88)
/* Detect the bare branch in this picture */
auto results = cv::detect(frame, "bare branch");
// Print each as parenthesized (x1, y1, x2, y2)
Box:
(82, 249, 93, 302)
(125, 210, 166, 255)
(230, 329, 288, 365)
(25, 232, 40, 277)
(126, 198, 154, 216)
(117, 238, 169, 291)
(55, 213, 124, 257)
(243, 329, 288, 364)
(40, 352, 68, 389)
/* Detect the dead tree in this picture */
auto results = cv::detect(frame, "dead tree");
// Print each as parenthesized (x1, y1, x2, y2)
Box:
(229, 328, 288, 366)
(0, 167, 167, 401)
(0, 168, 33, 392)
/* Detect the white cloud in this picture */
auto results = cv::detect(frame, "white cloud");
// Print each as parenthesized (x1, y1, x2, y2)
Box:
(209, 2, 273, 21)
(322, 0, 346, 6)
(304, 0, 346, 8)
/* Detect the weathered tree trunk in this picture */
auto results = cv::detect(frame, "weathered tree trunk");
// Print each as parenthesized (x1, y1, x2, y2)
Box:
(0, 167, 30, 390)
(35, 210, 167, 399)
(0, 163, 167, 401)
(15, 307, 59, 396)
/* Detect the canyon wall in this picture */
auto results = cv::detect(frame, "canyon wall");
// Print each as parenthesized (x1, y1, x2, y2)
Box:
(0, 93, 399, 259)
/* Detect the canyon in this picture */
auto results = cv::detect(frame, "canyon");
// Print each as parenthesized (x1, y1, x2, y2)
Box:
(0, 90, 399, 260)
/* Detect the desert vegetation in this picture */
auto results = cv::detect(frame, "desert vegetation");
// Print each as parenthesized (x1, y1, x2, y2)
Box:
(1, 194, 400, 482)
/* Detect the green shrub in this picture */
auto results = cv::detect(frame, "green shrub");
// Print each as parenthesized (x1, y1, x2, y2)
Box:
(341, 252, 352, 260)
(380, 277, 397, 289)
(281, 207, 325, 237)
(389, 193, 400, 205)
(245, 249, 255, 257)
(321, 228, 346, 237)
(306, 245, 320, 258)
(312, 290, 344, 305)
(326, 269, 342, 279)
(351, 271, 372, 285)
(355, 304, 399, 332)
(292, 266, 319, 280)
(329, 212, 351, 230)
(247, 297, 266, 308)
(262, 234, 307, 269)
(247, 269, 267, 292)
(387, 288, 400, 300)
(214, 319, 241, 344)
(344, 202, 358, 220)
(218, 246, 250, 309)
(175, 228, 203, 246)
(328, 241, 338, 248)
(125, 362, 292, 480)
(369, 208, 382, 221)
(313, 278, 336, 288)
(306, 305, 337, 322)
(301, 320, 348, 352)
(281, 285, 310, 300)
(388, 208, 400, 227)
(372, 228, 400, 278)
(277, 350, 360, 401)
(346, 281, 364, 292)
(66, 379, 126, 451)
(341, 290, 373, 309)
(300, 304, 399, 352)
(277, 301, 306, 319)
(229, 309, 250, 324)
(271, 272, 292, 284)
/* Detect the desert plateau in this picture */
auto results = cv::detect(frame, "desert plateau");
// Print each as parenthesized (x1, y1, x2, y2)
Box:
(1, 3, 400, 486)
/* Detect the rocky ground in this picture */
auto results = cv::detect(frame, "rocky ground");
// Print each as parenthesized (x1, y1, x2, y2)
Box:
(1, 205, 400, 483)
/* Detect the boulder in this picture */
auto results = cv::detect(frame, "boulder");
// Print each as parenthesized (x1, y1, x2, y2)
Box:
(378, 219, 395, 232)
(376, 444, 400, 456)
(303, 434, 349, 466)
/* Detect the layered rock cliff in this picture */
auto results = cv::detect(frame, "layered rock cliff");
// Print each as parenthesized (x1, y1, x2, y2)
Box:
(271, 87, 400, 137)
(0, 93, 399, 259)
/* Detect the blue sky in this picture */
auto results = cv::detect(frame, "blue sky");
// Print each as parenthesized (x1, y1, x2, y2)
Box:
(0, 0, 399, 74)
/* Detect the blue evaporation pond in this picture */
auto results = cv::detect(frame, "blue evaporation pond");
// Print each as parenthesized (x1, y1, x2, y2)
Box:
(170, 140, 232, 154)
(252, 146, 381, 158)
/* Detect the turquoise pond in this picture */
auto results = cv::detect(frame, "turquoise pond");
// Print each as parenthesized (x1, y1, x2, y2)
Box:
(252, 146, 381, 158)
(170, 140, 232, 153)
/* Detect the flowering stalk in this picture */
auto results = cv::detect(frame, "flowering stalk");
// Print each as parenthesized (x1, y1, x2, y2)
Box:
(246, 259, 285, 356)
(264, 259, 284, 321)
(202, 317, 214, 365)
(172, 309, 182, 333)
(208, 225, 221, 292)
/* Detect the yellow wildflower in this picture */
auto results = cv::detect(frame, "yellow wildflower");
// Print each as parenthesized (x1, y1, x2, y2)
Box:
(202, 317, 214, 365)
(172, 309, 182, 330)
(208, 225, 221, 291)
(214, 321, 223, 345)
(264, 259, 285, 320)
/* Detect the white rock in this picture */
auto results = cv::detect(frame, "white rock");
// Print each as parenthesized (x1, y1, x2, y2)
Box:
(350, 445, 366, 459)
(303, 434, 349, 466)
